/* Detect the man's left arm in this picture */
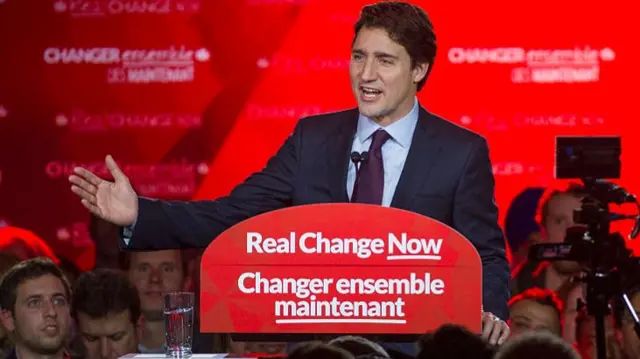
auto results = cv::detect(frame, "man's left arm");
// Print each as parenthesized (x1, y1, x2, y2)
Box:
(452, 137, 511, 321)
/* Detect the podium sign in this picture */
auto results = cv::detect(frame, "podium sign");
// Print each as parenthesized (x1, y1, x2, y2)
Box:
(200, 204, 482, 335)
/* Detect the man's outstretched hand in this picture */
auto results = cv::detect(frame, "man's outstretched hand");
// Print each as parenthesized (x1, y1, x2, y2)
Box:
(69, 155, 138, 226)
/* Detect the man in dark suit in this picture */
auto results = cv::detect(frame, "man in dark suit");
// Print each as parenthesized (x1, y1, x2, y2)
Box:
(69, 1, 510, 347)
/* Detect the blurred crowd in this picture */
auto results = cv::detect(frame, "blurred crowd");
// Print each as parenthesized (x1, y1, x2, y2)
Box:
(0, 182, 639, 359)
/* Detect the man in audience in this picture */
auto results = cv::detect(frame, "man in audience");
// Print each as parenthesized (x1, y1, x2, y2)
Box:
(508, 287, 564, 339)
(0, 258, 71, 359)
(121, 250, 189, 354)
(512, 184, 586, 294)
(494, 331, 581, 359)
(72, 268, 141, 359)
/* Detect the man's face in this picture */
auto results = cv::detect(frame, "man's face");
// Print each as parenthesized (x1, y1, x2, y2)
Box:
(349, 27, 427, 125)
(76, 310, 139, 359)
(0, 274, 70, 355)
(621, 292, 640, 359)
(544, 193, 583, 273)
(128, 250, 185, 319)
(508, 299, 561, 339)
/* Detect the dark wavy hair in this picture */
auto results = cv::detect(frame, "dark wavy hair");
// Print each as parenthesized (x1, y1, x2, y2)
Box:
(353, 1, 437, 91)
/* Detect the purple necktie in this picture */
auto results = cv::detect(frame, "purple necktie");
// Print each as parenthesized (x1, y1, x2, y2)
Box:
(353, 129, 391, 205)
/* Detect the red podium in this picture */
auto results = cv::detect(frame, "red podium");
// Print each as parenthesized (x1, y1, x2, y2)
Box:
(199, 203, 482, 339)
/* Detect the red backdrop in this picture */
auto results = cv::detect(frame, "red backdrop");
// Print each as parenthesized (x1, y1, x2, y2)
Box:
(1, 0, 639, 269)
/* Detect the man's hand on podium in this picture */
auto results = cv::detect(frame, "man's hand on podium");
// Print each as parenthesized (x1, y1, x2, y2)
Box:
(481, 311, 510, 346)
(69, 155, 138, 226)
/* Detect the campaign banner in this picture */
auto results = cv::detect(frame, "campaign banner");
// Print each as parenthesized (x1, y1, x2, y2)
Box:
(200, 203, 482, 335)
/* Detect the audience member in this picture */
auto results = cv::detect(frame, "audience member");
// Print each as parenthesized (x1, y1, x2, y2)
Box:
(328, 336, 390, 358)
(120, 250, 189, 354)
(72, 269, 141, 359)
(0, 258, 71, 359)
(287, 342, 354, 359)
(508, 287, 563, 338)
(494, 331, 581, 359)
(512, 183, 586, 294)
(416, 324, 494, 359)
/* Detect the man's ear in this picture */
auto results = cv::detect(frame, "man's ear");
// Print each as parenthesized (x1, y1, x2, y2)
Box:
(412, 62, 429, 85)
(0, 309, 15, 332)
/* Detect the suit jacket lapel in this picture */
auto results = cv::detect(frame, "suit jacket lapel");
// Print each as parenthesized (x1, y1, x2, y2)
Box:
(391, 106, 443, 209)
(327, 109, 359, 202)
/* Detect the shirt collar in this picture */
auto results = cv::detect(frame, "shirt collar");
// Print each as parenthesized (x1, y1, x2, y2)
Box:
(356, 97, 420, 148)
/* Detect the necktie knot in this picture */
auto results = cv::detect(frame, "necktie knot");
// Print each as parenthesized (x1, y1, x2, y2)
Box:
(371, 129, 390, 150)
(351, 129, 389, 205)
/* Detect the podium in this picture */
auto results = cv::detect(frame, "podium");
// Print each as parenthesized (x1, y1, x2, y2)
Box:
(199, 203, 482, 342)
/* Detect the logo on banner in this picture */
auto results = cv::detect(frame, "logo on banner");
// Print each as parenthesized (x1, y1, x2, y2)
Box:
(256, 55, 349, 74)
(246, 104, 343, 121)
(45, 159, 209, 197)
(43, 46, 210, 84)
(53, 0, 201, 17)
(0, 105, 7, 118)
(458, 113, 607, 131)
(55, 109, 202, 131)
(447, 46, 615, 84)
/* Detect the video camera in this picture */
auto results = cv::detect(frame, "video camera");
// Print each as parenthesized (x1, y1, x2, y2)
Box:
(527, 136, 640, 359)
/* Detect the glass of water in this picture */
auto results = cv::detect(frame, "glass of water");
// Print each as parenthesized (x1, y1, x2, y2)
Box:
(164, 292, 195, 358)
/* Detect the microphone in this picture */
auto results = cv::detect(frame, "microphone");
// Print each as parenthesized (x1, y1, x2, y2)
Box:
(350, 151, 369, 170)
(350, 151, 368, 203)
